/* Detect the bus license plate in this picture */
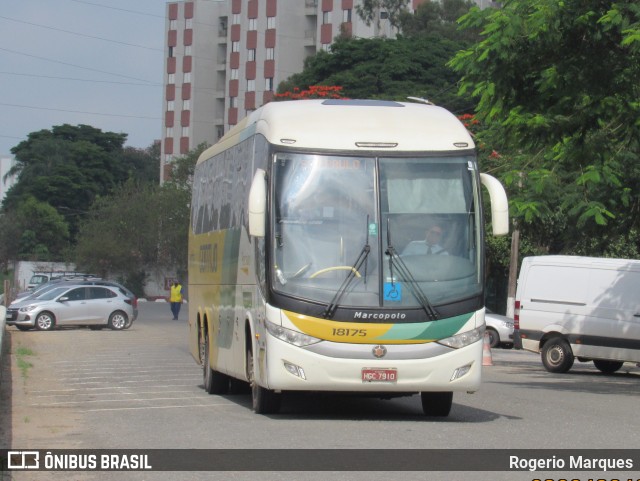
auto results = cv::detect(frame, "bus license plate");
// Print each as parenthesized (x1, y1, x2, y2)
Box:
(362, 368, 397, 383)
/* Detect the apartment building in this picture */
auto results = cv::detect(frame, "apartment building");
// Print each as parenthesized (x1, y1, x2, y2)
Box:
(160, 0, 489, 181)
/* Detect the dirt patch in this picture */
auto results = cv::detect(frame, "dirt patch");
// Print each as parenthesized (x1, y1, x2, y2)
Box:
(1, 328, 86, 449)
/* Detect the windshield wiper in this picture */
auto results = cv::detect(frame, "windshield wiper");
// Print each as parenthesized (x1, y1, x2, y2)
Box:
(385, 217, 439, 321)
(323, 216, 371, 319)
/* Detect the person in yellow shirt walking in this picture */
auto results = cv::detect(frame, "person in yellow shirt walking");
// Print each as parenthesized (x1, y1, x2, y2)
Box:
(169, 280, 183, 320)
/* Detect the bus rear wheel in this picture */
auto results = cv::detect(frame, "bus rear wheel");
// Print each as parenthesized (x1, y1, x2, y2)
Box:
(420, 391, 453, 417)
(246, 348, 281, 414)
(202, 332, 229, 394)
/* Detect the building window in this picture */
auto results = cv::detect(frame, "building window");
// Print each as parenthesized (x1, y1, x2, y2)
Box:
(322, 43, 331, 52)
(266, 48, 274, 60)
(165, 154, 173, 164)
(184, 72, 191, 83)
(231, 68, 239, 80)
(168, 46, 174, 58)
(186, 18, 193, 29)
(380, 11, 389, 19)
(248, 49, 256, 61)
(170, 19, 177, 30)
(233, 13, 240, 24)
(182, 126, 189, 137)
(247, 79, 255, 91)
(168, 73, 175, 84)
(248, 18, 257, 30)
(166, 127, 173, 137)
(230, 96, 237, 108)
(185, 45, 192, 55)
(323, 11, 330, 24)
(267, 16, 275, 29)
(232, 41, 240, 52)
(343, 9, 352, 22)
(167, 100, 175, 111)
(183, 99, 191, 110)
(265, 77, 274, 91)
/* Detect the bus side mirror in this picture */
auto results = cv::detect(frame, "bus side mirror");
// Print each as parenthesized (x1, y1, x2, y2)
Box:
(248, 168, 266, 237)
(480, 173, 509, 236)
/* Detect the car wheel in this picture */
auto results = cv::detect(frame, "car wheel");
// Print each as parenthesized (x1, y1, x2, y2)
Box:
(108, 311, 128, 330)
(420, 392, 453, 417)
(202, 331, 229, 395)
(486, 328, 499, 348)
(35, 312, 55, 331)
(541, 337, 574, 373)
(246, 348, 281, 414)
(593, 359, 624, 374)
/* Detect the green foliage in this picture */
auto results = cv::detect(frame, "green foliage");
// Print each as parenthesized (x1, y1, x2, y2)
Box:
(277, 35, 473, 112)
(73, 145, 199, 295)
(165, 142, 208, 189)
(451, 0, 640, 255)
(355, 0, 410, 33)
(398, 0, 479, 41)
(3, 124, 159, 249)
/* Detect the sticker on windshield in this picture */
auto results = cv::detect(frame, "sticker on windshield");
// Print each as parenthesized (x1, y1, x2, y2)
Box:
(384, 282, 402, 301)
(368, 223, 378, 236)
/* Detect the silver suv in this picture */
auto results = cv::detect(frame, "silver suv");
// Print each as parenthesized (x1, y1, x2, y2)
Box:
(6, 284, 136, 331)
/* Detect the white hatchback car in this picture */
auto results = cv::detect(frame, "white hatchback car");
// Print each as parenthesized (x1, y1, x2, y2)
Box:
(6, 284, 136, 331)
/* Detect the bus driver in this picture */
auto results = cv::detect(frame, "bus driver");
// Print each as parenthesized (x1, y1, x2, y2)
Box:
(402, 224, 449, 256)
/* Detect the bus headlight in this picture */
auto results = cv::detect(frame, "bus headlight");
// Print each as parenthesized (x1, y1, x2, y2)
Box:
(437, 326, 484, 349)
(265, 320, 322, 347)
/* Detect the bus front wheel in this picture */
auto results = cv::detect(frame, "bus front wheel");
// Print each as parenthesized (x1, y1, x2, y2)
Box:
(420, 391, 453, 417)
(246, 349, 281, 414)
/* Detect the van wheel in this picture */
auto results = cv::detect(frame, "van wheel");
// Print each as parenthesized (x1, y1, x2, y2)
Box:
(420, 392, 453, 417)
(593, 360, 624, 374)
(202, 332, 229, 394)
(246, 348, 281, 414)
(541, 337, 574, 373)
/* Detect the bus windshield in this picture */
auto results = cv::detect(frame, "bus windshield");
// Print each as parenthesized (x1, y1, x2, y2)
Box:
(271, 152, 482, 313)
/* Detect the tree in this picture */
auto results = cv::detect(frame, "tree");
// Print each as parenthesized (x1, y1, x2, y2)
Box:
(450, 0, 640, 255)
(398, 0, 479, 41)
(4, 124, 158, 244)
(356, 0, 410, 34)
(0, 197, 70, 264)
(74, 145, 199, 296)
(277, 35, 473, 112)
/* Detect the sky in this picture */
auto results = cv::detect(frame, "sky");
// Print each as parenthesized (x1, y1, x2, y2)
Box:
(0, 0, 168, 156)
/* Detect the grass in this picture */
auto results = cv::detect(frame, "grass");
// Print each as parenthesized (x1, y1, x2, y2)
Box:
(15, 346, 34, 379)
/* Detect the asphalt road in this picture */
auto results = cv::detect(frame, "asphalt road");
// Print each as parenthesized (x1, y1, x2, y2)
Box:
(2, 301, 640, 481)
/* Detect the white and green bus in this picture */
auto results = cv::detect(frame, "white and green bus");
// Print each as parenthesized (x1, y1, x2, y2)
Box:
(188, 99, 508, 416)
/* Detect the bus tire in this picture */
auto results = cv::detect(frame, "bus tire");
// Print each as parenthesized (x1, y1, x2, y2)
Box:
(541, 337, 574, 373)
(593, 359, 624, 374)
(203, 332, 229, 395)
(246, 349, 281, 414)
(420, 391, 453, 417)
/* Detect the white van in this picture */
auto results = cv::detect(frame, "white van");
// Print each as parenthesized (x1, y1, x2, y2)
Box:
(514, 256, 640, 373)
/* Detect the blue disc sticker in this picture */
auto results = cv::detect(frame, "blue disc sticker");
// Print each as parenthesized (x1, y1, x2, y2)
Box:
(384, 282, 402, 301)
